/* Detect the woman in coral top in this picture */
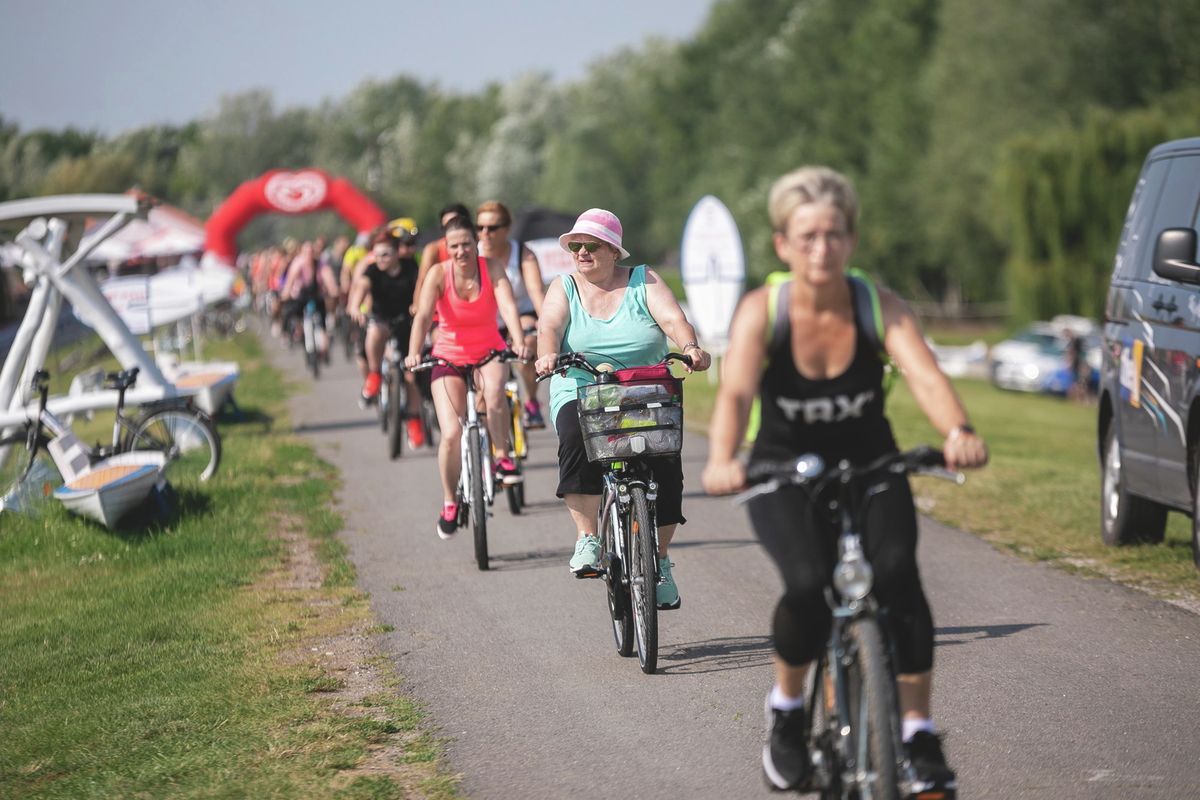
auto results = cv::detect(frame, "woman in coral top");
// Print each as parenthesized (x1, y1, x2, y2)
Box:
(407, 216, 530, 538)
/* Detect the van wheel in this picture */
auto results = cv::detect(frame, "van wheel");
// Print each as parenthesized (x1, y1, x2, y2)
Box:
(1101, 423, 1166, 545)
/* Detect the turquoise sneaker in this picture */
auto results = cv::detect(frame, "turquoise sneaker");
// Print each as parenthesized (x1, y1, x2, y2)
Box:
(569, 535, 602, 576)
(656, 556, 681, 610)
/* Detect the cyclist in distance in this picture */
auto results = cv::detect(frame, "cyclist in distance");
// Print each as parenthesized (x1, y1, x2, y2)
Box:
(405, 215, 530, 538)
(700, 167, 988, 794)
(348, 228, 425, 447)
(341, 232, 372, 380)
(280, 239, 338, 359)
(534, 208, 710, 608)
(476, 200, 548, 428)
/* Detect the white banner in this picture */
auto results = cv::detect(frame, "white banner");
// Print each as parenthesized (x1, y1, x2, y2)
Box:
(680, 195, 745, 354)
(524, 238, 576, 282)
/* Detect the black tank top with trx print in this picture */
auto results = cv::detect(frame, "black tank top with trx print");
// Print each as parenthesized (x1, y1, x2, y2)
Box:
(749, 289, 897, 466)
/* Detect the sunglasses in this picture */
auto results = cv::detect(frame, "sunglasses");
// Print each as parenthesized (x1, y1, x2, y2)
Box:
(567, 241, 603, 253)
(476, 223, 508, 233)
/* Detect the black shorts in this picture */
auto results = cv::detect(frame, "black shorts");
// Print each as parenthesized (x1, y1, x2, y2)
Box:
(554, 401, 686, 526)
(499, 311, 538, 341)
(283, 297, 325, 328)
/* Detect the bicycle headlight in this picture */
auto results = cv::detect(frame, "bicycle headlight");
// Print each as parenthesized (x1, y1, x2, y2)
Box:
(833, 556, 874, 602)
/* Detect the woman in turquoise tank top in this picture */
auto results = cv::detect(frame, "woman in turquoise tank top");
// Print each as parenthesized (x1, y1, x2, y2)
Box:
(535, 209, 711, 609)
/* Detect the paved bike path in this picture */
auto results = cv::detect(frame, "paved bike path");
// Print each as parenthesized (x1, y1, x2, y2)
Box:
(269, 338, 1200, 799)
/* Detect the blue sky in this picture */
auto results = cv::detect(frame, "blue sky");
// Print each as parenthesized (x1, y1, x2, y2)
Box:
(0, 0, 714, 134)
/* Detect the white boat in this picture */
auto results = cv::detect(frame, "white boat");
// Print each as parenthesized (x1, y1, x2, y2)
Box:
(53, 451, 166, 528)
(158, 357, 239, 416)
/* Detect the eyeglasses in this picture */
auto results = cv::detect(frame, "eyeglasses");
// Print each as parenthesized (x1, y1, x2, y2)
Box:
(567, 241, 603, 253)
(476, 223, 508, 233)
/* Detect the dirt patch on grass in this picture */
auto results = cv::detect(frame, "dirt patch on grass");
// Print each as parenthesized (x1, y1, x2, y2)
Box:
(257, 515, 457, 798)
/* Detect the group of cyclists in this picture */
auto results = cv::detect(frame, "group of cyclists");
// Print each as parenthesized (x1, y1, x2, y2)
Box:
(247, 166, 989, 797)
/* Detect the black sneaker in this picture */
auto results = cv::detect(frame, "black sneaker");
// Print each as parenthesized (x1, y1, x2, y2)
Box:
(905, 731, 957, 798)
(762, 697, 810, 791)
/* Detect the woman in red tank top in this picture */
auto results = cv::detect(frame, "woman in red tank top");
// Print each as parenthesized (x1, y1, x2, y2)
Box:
(407, 216, 529, 537)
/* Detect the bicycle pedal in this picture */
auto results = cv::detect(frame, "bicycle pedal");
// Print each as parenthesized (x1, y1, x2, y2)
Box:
(572, 568, 605, 579)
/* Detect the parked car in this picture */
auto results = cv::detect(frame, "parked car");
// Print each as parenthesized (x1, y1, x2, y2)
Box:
(989, 320, 1099, 395)
(1097, 136, 1200, 567)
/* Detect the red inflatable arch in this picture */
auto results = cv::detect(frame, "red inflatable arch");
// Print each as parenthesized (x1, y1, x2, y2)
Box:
(203, 168, 386, 264)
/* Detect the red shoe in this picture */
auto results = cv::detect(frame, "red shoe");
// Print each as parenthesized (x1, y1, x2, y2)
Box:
(362, 372, 382, 400)
(406, 418, 425, 449)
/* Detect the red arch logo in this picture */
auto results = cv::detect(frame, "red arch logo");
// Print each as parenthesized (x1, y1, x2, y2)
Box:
(204, 168, 386, 264)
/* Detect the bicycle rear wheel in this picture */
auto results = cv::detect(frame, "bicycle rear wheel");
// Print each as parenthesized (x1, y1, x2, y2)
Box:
(843, 618, 901, 800)
(468, 427, 488, 570)
(628, 485, 658, 674)
(505, 394, 525, 514)
(601, 495, 633, 656)
(126, 407, 222, 483)
(387, 368, 405, 460)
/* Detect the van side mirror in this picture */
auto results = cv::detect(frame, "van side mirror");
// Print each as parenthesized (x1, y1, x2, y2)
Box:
(1153, 228, 1200, 284)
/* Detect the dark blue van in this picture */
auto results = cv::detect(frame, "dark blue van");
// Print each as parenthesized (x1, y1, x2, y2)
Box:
(1099, 136, 1200, 567)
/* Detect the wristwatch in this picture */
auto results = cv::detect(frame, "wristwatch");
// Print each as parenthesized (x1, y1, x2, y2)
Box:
(948, 424, 976, 440)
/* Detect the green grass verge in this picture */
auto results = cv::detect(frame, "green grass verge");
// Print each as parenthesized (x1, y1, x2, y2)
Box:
(682, 370, 1197, 599)
(0, 333, 458, 799)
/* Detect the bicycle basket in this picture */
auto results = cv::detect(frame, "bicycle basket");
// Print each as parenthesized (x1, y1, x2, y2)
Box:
(576, 367, 683, 462)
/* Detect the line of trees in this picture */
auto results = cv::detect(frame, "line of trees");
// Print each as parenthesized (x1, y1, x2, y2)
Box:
(2, 0, 1198, 323)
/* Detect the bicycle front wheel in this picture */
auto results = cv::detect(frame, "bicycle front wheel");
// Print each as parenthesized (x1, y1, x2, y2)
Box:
(843, 618, 902, 800)
(126, 408, 222, 483)
(601, 495, 633, 656)
(305, 325, 320, 379)
(628, 485, 658, 674)
(387, 368, 405, 460)
(468, 426, 488, 570)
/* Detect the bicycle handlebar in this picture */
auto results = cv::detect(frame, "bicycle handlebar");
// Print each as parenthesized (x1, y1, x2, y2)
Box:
(535, 351, 694, 383)
(410, 349, 522, 374)
(736, 446, 963, 505)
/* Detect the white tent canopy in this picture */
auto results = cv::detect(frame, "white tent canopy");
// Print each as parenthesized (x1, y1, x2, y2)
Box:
(79, 201, 206, 263)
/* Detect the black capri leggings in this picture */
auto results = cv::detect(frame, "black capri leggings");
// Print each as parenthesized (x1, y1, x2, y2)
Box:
(554, 401, 686, 526)
(747, 474, 933, 674)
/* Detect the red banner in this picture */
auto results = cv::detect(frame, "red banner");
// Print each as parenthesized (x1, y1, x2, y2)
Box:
(204, 169, 386, 263)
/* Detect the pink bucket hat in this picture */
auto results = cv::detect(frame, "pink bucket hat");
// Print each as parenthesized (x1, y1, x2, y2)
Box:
(559, 208, 630, 260)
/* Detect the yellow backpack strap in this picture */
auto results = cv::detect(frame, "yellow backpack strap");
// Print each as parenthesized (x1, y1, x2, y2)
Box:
(846, 268, 896, 396)
(748, 276, 792, 443)
(764, 276, 792, 353)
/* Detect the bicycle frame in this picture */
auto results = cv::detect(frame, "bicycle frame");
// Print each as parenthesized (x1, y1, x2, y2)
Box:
(741, 448, 962, 798)
(600, 462, 658, 578)
(414, 350, 518, 513)
(504, 372, 525, 460)
(459, 367, 495, 507)
(302, 300, 320, 355)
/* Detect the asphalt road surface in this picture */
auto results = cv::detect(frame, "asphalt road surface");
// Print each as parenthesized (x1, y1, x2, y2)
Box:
(268, 335, 1200, 799)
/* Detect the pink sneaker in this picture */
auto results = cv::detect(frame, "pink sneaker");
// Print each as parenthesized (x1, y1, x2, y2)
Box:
(436, 503, 457, 539)
(494, 456, 523, 485)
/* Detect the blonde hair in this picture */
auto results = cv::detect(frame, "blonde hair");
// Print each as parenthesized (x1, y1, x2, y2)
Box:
(768, 166, 859, 234)
(475, 200, 511, 227)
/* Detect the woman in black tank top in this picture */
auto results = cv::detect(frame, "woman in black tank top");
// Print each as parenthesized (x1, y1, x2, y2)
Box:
(700, 167, 988, 793)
